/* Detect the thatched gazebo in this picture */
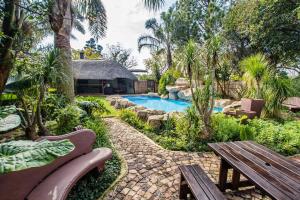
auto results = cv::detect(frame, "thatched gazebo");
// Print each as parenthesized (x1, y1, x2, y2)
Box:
(73, 59, 137, 94)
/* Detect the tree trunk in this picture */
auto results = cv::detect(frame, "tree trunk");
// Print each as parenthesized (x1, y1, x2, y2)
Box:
(0, 0, 19, 94)
(166, 44, 172, 68)
(37, 82, 50, 136)
(49, 0, 74, 101)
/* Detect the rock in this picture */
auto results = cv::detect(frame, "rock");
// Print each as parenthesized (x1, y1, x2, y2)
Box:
(137, 110, 149, 121)
(177, 88, 192, 101)
(114, 99, 135, 109)
(148, 92, 160, 97)
(169, 92, 178, 100)
(163, 111, 183, 121)
(222, 101, 241, 113)
(147, 115, 164, 129)
(175, 78, 189, 87)
(137, 109, 165, 121)
(127, 106, 146, 113)
(215, 99, 234, 108)
(166, 85, 187, 93)
(161, 94, 169, 99)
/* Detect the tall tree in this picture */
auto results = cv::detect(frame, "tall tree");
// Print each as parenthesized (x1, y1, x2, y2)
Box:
(0, 0, 25, 94)
(105, 44, 137, 69)
(223, 0, 300, 72)
(48, 0, 107, 101)
(138, 8, 176, 69)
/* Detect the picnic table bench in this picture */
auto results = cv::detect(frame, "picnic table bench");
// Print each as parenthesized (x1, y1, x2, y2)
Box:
(179, 165, 226, 200)
(208, 141, 300, 200)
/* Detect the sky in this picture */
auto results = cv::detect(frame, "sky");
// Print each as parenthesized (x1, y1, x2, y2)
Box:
(43, 0, 173, 70)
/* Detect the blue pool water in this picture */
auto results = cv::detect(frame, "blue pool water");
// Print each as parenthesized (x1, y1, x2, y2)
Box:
(123, 96, 223, 113)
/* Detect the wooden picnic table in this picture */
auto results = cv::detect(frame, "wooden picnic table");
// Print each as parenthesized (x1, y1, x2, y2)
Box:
(208, 141, 300, 200)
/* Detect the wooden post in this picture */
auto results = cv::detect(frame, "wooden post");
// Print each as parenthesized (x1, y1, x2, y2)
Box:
(179, 174, 189, 199)
(232, 169, 241, 190)
(218, 158, 230, 191)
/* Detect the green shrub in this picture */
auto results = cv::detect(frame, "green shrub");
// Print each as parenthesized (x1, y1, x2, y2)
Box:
(56, 105, 81, 135)
(158, 69, 181, 95)
(155, 136, 187, 151)
(42, 93, 68, 121)
(249, 119, 300, 155)
(76, 96, 110, 117)
(67, 117, 121, 200)
(211, 114, 242, 142)
(119, 109, 145, 130)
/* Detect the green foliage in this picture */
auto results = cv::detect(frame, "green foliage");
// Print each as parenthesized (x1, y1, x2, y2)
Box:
(0, 114, 21, 133)
(76, 96, 110, 117)
(224, 0, 300, 68)
(211, 114, 241, 142)
(158, 69, 181, 95)
(0, 139, 74, 174)
(249, 119, 300, 155)
(119, 110, 149, 131)
(67, 117, 121, 200)
(263, 73, 294, 118)
(0, 105, 17, 118)
(56, 105, 81, 135)
(42, 93, 68, 121)
(240, 53, 268, 98)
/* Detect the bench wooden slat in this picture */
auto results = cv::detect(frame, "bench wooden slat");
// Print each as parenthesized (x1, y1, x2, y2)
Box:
(179, 165, 226, 200)
(27, 148, 112, 200)
(209, 142, 300, 200)
(190, 165, 226, 200)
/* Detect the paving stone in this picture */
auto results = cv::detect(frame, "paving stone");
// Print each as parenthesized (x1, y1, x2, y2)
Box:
(103, 118, 272, 200)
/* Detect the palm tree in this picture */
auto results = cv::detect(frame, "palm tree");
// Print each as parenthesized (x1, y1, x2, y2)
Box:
(240, 53, 268, 99)
(48, 0, 107, 101)
(143, 0, 165, 11)
(138, 9, 175, 69)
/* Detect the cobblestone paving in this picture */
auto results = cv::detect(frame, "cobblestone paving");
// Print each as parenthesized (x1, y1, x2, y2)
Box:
(104, 118, 270, 200)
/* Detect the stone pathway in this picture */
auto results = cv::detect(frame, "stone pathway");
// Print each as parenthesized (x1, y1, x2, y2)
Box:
(104, 118, 270, 200)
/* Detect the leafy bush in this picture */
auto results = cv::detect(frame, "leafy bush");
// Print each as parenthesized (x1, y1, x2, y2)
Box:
(56, 105, 81, 135)
(120, 109, 146, 130)
(76, 96, 110, 117)
(67, 117, 121, 200)
(0, 139, 74, 174)
(249, 119, 300, 155)
(212, 114, 242, 142)
(42, 93, 68, 121)
(158, 69, 181, 95)
(155, 136, 187, 151)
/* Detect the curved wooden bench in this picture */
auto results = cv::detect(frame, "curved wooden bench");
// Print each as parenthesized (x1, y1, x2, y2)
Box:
(0, 129, 112, 200)
(27, 148, 112, 200)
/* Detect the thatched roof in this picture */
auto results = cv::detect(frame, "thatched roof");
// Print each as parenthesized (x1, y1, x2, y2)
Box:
(73, 59, 137, 80)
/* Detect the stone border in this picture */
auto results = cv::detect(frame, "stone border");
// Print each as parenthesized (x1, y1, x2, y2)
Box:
(97, 130, 128, 200)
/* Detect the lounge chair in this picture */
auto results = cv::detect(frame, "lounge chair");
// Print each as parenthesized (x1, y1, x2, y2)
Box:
(0, 129, 112, 200)
(224, 98, 264, 119)
(283, 97, 300, 112)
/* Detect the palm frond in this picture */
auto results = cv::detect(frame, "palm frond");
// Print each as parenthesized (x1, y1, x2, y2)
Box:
(138, 35, 161, 52)
(74, 0, 107, 40)
(143, 0, 165, 11)
(73, 19, 86, 34)
(145, 18, 159, 32)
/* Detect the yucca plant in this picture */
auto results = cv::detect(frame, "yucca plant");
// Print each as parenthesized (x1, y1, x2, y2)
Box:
(240, 53, 269, 99)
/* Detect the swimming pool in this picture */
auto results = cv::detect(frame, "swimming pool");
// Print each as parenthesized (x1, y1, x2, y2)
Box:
(123, 96, 223, 113)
